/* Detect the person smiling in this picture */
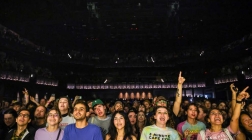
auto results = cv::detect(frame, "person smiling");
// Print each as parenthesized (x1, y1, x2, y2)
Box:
(35, 108, 64, 140)
(197, 86, 250, 140)
(140, 106, 180, 140)
(5, 109, 36, 140)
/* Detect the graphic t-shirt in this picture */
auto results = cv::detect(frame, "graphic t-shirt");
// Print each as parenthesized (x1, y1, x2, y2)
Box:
(140, 124, 180, 140)
(59, 114, 76, 130)
(177, 121, 206, 140)
(197, 126, 236, 140)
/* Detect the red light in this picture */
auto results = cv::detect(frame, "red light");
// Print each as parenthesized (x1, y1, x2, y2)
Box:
(136, 28, 138, 30)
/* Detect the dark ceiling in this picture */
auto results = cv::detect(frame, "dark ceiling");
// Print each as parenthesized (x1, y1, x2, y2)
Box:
(0, 0, 252, 85)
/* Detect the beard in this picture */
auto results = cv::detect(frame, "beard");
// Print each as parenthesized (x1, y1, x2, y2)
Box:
(35, 116, 45, 119)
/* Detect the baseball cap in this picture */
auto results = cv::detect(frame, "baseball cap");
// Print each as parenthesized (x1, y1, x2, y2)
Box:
(92, 99, 104, 108)
(156, 96, 167, 102)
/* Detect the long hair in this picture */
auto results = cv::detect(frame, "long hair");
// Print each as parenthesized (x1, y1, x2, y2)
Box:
(239, 111, 252, 134)
(107, 111, 133, 140)
(58, 96, 72, 116)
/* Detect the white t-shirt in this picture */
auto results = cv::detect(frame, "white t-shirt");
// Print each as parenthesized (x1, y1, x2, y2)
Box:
(59, 114, 76, 130)
(140, 125, 180, 140)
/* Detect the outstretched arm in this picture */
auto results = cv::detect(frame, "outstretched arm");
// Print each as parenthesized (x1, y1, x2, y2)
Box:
(173, 71, 185, 116)
(230, 86, 249, 133)
(230, 83, 238, 113)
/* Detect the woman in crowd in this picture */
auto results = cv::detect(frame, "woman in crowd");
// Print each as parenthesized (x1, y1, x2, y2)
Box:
(57, 96, 75, 130)
(197, 86, 250, 139)
(140, 106, 180, 140)
(105, 110, 137, 140)
(128, 109, 140, 139)
(35, 108, 64, 140)
(177, 103, 206, 140)
(137, 111, 147, 135)
(238, 112, 252, 139)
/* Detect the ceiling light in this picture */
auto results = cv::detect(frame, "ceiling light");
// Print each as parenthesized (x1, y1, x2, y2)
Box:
(68, 54, 72, 59)
(161, 79, 164, 83)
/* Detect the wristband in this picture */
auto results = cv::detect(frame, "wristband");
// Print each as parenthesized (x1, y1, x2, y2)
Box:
(236, 100, 242, 104)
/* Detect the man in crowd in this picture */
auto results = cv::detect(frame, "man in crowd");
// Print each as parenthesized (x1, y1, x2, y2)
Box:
(63, 100, 103, 140)
(5, 109, 36, 140)
(12, 102, 22, 113)
(114, 100, 123, 111)
(204, 99, 212, 111)
(88, 99, 111, 138)
(2, 109, 17, 139)
(32, 105, 47, 130)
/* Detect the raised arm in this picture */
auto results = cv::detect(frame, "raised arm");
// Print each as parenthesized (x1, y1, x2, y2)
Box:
(230, 86, 249, 133)
(22, 88, 29, 105)
(45, 96, 55, 108)
(230, 83, 238, 112)
(30, 96, 40, 106)
(72, 96, 79, 107)
(173, 71, 185, 116)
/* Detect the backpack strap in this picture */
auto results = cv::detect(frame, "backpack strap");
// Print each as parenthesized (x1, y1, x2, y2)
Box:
(223, 128, 233, 140)
(199, 130, 206, 140)
(56, 129, 61, 140)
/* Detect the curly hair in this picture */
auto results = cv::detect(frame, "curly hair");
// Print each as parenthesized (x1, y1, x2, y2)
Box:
(107, 111, 134, 140)
(151, 106, 175, 129)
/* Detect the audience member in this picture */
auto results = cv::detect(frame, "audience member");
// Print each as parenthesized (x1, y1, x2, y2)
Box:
(5, 109, 36, 140)
(35, 108, 64, 140)
(63, 100, 103, 140)
(105, 111, 137, 140)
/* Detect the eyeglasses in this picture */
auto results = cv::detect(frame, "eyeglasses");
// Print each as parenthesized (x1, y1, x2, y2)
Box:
(48, 114, 59, 118)
(18, 113, 29, 118)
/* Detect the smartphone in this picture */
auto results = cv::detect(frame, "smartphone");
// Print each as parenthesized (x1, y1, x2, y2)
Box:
(79, 96, 82, 99)
(51, 94, 55, 97)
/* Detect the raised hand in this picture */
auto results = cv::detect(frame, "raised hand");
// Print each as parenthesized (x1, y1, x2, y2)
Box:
(178, 71, 186, 84)
(237, 86, 250, 101)
(22, 88, 29, 95)
(48, 96, 55, 102)
(30, 96, 35, 102)
(230, 83, 238, 93)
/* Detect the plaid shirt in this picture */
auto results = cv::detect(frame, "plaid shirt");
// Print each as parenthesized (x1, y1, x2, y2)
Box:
(11, 129, 27, 140)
